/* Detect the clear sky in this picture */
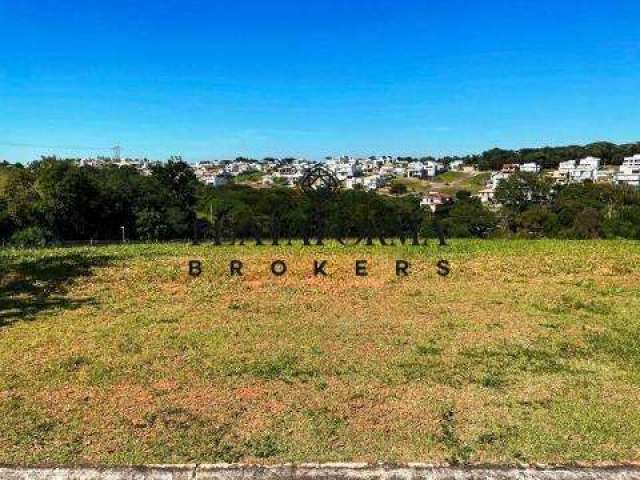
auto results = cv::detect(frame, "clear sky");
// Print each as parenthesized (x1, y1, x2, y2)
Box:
(1, 1, 639, 163)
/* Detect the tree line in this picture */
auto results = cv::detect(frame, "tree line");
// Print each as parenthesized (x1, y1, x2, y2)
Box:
(390, 141, 640, 171)
(2, 156, 640, 247)
(471, 141, 640, 171)
(0, 158, 198, 246)
(0, 157, 438, 246)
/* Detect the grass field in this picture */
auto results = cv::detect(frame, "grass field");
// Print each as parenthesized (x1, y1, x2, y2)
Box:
(1, 240, 640, 465)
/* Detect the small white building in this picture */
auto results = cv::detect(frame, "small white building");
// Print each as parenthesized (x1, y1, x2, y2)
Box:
(478, 170, 513, 205)
(420, 192, 452, 212)
(406, 161, 427, 179)
(449, 160, 464, 171)
(558, 160, 576, 176)
(203, 172, 232, 187)
(273, 165, 305, 187)
(345, 175, 385, 191)
(425, 160, 445, 177)
(520, 163, 540, 174)
(478, 188, 496, 205)
(487, 171, 511, 190)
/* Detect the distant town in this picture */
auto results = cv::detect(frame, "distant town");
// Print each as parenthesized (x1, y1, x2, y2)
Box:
(70, 147, 640, 213)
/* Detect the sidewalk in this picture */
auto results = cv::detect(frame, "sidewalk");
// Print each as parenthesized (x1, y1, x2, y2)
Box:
(2, 464, 640, 480)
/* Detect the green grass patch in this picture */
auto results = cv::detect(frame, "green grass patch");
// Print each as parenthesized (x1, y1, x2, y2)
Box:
(1, 240, 640, 464)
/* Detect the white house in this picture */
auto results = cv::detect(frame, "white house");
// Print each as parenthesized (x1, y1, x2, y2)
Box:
(615, 154, 640, 187)
(478, 170, 513, 205)
(558, 160, 576, 176)
(425, 160, 444, 177)
(203, 172, 232, 187)
(420, 192, 452, 212)
(558, 157, 601, 183)
(406, 161, 427, 179)
(449, 160, 464, 171)
(344, 175, 384, 191)
(570, 157, 600, 183)
(273, 165, 305, 187)
(487, 171, 511, 190)
(520, 162, 540, 174)
(478, 188, 496, 205)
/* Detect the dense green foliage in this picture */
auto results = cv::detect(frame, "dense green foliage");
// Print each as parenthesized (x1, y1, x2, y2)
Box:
(0, 158, 435, 245)
(472, 141, 640, 171)
(493, 173, 640, 239)
(2, 156, 640, 246)
(197, 184, 431, 244)
(0, 158, 199, 245)
(392, 142, 640, 171)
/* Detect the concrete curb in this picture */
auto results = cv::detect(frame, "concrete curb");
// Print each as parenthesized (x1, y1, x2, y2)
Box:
(2, 464, 640, 480)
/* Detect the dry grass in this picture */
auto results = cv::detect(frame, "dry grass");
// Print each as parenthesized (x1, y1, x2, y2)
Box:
(1, 240, 640, 465)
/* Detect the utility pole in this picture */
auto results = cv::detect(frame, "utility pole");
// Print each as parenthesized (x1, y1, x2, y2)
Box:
(113, 145, 121, 161)
(192, 220, 200, 245)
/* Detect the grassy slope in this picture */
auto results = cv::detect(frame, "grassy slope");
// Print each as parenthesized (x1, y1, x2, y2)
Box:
(460, 172, 491, 194)
(433, 171, 467, 183)
(1, 240, 640, 465)
(397, 171, 490, 196)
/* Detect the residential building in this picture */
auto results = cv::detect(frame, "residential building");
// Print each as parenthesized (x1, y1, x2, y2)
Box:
(558, 157, 601, 183)
(449, 160, 464, 171)
(478, 188, 496, 205)
(520, 162, 540, 174)
(420, 192, 453, 212)
(615, 154, 640, 187)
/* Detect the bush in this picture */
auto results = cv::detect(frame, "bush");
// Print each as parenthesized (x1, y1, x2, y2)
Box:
(10, 226, 48, 248)
(389, 181, 408, 195)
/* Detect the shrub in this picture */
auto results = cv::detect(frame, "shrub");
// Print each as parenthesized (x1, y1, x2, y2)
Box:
(389, 181, 408, 195)
(9, 226, 48, 248)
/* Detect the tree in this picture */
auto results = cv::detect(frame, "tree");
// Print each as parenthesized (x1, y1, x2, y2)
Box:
(136, 208, 168, 240)
(495, 172, 552, 213)
(441, 195, 497, 238)
(32, 159, 101, 240)
(515, 205, 558, 238)
(148, 160, 199, 238)
(604, 205, 640, 239)
(389, 180, 408, 195)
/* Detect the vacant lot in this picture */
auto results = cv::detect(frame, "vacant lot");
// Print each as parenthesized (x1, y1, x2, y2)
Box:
(394, 170, 491, 196)
(1, 240, 640, 465)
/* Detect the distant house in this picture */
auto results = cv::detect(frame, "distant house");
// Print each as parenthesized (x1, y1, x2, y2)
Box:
(501, 164, 520, 174)
(273, 165, 305, 187)
(488, 171, 511, 189)
(345, 175, 385, 191)
(571, 157, 600, 183)
(205, 172, 232, 187)
(425, 160, 444, 177)
(420, 192, 453, 212)
(406, 161, 427, 179)
(449, 160, 464, 171)
(615, 154, 640, 187)
(477, 170, 512, 205)
(478, 188, 496, 205)
(558, 157, 601, 183)
(558, 159, 576, 176)
(520, 162, 540, 174)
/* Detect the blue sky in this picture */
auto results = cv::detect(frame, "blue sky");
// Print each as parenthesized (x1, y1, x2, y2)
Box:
(1, 1, 639, 163)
